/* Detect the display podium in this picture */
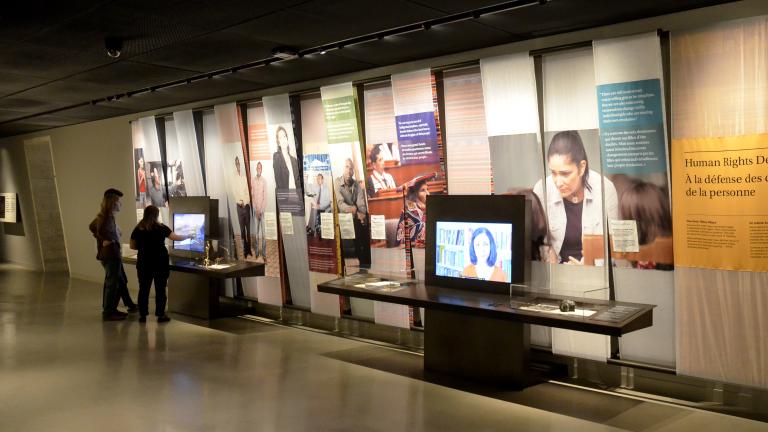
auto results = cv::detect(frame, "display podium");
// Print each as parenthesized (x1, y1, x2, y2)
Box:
(318, 273, 655, 387)
(122, 254, 264, 319)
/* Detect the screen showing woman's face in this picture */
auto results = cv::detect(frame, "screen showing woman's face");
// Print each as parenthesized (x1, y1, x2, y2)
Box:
(474, 232, 491, 265)
(548, 154, 585, 198)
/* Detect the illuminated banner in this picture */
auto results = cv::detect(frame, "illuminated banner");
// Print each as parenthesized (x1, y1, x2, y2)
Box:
(672, 134, 768, 272)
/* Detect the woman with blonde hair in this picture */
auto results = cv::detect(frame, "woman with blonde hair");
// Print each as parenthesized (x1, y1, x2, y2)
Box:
(130, 205, 192, 323)
(89, 188, 136, 320)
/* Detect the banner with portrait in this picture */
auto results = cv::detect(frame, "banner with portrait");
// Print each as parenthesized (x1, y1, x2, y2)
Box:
(131, 116, 168, 224)
(479, 53, 549, 346)
(263, 94, 312, 309)
(244, 104, 284, 303)
(214, 103, 252, 265)
(594, 32, 675, 368)
(171, 110, 206, 197)
(300, 94, 343, 317)
(541, 48, 610, 362)
(321, 82, 373, 318)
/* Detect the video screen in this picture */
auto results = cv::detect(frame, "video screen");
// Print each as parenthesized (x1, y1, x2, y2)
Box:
(173, 213, 205, 253)
(435, 221, 513, 283)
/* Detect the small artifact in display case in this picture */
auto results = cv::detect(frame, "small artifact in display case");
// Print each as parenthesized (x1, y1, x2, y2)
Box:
(559, 299, 576, 312)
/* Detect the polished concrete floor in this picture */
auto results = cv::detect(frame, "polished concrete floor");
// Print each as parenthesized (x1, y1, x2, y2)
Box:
(0, 265, 766, 432)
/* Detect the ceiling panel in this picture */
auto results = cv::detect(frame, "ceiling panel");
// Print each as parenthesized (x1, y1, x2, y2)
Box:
(132, 31, 276, 73)
(228, 0, 445, 48)
(331, 21, 517, 66)
(235, 53, 376, 87)
(480, 0, 734, 37)
(0, 72, 48, 98)
(0, 0, 739, 137)
(67, 61, 197, 90)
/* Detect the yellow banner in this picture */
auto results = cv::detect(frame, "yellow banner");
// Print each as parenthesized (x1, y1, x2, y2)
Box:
(672, 134, 768, 271)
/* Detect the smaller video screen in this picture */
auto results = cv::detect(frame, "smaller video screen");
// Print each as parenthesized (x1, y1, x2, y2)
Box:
(435, 221, 513, 283)
(173, 213, 205, 253)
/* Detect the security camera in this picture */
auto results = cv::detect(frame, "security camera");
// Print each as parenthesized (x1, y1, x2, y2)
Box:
(105, 37, 123, 58)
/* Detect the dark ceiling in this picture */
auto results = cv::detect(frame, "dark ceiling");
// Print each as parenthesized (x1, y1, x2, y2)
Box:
(0, 0, 733, 137)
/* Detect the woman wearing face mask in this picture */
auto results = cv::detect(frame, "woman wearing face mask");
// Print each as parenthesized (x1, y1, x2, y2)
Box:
(533, 131, 618, 265)
(461, 227, 508, 282)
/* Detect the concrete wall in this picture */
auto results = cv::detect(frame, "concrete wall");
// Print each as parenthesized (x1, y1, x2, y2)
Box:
(0, 140, 43, 270)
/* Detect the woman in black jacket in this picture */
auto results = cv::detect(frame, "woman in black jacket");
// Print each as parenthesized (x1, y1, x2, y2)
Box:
(129, 205, 191, 323)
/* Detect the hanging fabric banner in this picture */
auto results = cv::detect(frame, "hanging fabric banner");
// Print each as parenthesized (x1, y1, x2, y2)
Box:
(442, 66, 491, 195)
(671, 17, 768, 388)
(172, 110, 206, 196)
(594, 32, 675, 368)
(131, 116, 168, 223)
(214, 103, 252, 263)
(479, 52, 551, 348)
(321, 82, 373, 318)
(243, 104, 283, 303)
(263, 94, 311, 309)
(300, 95, 342, 317)
(540, 48, 610, 362)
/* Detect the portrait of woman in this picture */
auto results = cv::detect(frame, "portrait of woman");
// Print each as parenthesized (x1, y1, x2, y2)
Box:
(396, 178, 430, 248)
(272, 125, 299, 190)
(533, 130, 618, 265)
(461, 227, 509, 282)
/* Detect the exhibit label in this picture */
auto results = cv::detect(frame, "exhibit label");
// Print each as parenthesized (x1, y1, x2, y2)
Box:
(671, 134, 768, 271)
(0, 193, 17, 223)
(395, 111, 439, 165)
(597, 79, 667, 174)
(322, 95, 358, 144)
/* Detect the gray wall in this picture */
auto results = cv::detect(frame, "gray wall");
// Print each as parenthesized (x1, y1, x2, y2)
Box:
(0, 140, 43, 270)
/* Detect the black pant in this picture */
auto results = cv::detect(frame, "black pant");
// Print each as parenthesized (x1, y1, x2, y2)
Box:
(137, 267, 168, 317)
(238, 204, 252, 257)
(353, 216, 371, 267)
(102, 261, 135, 312)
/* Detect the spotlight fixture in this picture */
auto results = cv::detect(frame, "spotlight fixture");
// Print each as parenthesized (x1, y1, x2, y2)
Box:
(320, 50, 327, 55)
(271, 46, 299, 60)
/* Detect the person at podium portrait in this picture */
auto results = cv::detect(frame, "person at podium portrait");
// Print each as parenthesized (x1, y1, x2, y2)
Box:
(366, 144, 397, 197)
(533, 130, 618, 265)
(461, 227, 508, 282)
(396, 178, 429, 248)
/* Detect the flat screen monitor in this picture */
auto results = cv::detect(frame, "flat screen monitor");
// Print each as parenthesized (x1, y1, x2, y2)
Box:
(435, 221, 513, 283)
(172, 213, 205, 253)
(425, 195, 529, 293)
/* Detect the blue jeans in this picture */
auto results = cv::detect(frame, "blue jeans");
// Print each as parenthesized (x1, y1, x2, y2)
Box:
(101, 259, 121, 314)
(255, 213, 267, 257)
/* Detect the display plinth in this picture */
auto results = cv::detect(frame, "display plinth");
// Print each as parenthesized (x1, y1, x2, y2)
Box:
(318, 273, 655, 387)
(424, 309, 531, 385)
(122, 254, 264, 319)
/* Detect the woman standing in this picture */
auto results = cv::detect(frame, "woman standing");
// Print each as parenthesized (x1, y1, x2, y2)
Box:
(89, 188, 135, 320)
(130, 205, 191, 323)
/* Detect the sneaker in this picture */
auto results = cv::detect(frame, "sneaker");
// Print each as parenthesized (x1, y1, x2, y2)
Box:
(103, 312, 127, 321)
(157, 315, 171, 323)
(138, 316, 147, 323)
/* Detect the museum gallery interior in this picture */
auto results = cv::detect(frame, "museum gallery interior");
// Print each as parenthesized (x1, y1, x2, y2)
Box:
(1, 1, 768, 430)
